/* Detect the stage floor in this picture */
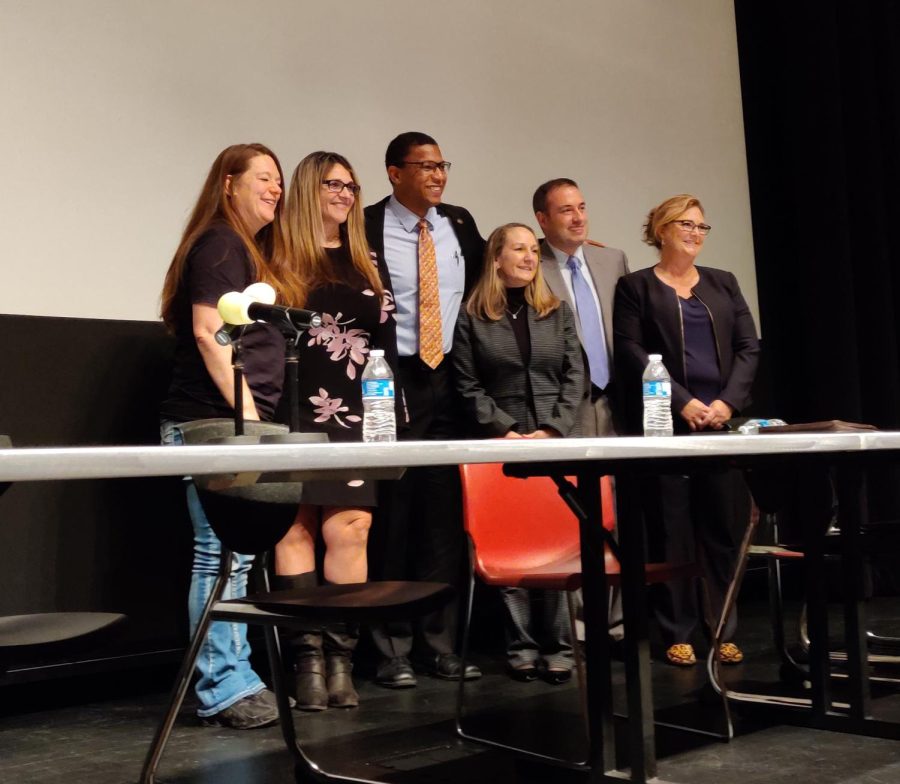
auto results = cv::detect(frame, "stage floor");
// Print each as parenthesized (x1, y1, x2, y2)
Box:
(2, 600, 900, 783)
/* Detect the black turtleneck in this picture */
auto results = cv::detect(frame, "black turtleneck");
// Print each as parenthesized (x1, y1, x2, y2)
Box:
(505, 286, 530, 366)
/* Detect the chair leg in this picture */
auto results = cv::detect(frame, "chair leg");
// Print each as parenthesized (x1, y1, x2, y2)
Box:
(455, 554, 588, 767)
(261, 626, 358, 784)
(768, 556, 789, 661)
(263, 625, 305, 767)
(566, 589, 588, 731)
(262, 625, 405, 784)
(764, 515, 786, 656)
(702, 500, 764, 740)
(140, 549, 234, 784)
(454, 540, 477, 738)
(759, 514, 812, 681)
(705, 648, 734, 740)
(703, 588, 736, 740)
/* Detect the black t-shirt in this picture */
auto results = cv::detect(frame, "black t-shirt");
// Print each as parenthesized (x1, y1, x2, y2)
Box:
(160, 224, 285, 422)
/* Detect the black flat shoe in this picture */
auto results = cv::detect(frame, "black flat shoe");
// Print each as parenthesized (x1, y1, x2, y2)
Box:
(375, 656, 417, 689)
(418, 653, 482, 681)
(506, 664, 539, 682)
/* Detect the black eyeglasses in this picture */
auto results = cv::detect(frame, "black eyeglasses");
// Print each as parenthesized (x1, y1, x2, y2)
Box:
(670, 219, 711, 235)
(399, 161, 452, 174)
(322, 179, 361, 196)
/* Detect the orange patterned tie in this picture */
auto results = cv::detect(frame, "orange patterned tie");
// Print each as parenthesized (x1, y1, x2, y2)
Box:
(417, 219, 443, 368)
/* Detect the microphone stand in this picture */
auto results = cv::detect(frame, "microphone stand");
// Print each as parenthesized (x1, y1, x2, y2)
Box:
(230, 328, 247, 436)
(283, 329, 303, 433)
(228, 319, 314, 436)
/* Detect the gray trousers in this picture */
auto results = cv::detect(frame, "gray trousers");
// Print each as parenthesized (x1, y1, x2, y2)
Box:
(502, 587, 574, 669)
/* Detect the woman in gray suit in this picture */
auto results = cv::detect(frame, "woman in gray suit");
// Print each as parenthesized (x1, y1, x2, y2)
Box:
(453, 222, 585, 682)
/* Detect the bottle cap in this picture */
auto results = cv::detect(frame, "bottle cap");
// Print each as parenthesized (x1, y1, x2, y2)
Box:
(648, 353, 662, 361)
(369, 349, 385, 357)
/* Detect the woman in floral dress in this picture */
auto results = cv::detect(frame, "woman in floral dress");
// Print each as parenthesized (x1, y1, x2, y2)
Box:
(272, 151, 400, 711)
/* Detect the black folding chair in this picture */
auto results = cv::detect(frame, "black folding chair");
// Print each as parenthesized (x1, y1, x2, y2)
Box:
(0, 435, 126, 678)
(140, 419, 454, 784)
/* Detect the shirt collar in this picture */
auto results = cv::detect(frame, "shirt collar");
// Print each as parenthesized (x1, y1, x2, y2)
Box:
(387, 195, 439, 233)
(546, 241, 586, 269)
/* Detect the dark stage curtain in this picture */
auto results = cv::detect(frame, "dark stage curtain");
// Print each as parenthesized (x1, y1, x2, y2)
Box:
(735, 1, 900, 524)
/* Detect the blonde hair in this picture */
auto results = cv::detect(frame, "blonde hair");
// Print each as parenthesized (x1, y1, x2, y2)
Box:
(642, 193, 705, 250)
(283, 151, 381, 307)
(466, 223, 560, 321)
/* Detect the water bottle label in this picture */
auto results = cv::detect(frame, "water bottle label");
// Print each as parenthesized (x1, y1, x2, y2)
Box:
(642, 380, 671, 397)
(361, 379, 395, 398)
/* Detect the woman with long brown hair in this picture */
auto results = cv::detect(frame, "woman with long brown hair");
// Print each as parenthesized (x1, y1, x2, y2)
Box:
(271, 151, 400, 711)
(160, 143, 301, 729)
(453, 222, 585, 683)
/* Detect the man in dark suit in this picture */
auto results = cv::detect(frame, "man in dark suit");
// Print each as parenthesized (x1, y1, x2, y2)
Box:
(364, 132, 485, 687)
(534, 178, 629, 643)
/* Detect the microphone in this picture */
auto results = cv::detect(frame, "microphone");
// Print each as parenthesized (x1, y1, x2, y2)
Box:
(214, 283, 280, 345)
(246, 301, 323, 331)
(217, 291, 323, 333)
(214, 323, 242, 346)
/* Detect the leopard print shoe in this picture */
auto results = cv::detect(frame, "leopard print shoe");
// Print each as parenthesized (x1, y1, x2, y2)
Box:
(665, 643, 697, 666)
(718, 642, 744, 664)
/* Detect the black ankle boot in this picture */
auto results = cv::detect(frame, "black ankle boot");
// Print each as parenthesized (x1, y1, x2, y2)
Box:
(295, 632, 328, 711)
(323, 623, 359, 708)
(273, 572, 328, 711)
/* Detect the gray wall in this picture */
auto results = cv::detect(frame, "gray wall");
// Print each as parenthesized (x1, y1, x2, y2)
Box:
(0, 0, 757, 323)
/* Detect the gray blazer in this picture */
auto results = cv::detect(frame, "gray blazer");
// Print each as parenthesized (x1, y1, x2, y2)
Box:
(539, 239, 629, 381)
(452, 302, 585, 438)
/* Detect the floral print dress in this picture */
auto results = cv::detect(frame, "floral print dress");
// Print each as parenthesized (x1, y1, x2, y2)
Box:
(296, 245, 400, 507)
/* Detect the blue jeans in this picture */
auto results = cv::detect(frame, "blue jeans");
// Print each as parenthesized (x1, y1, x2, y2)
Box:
(161, 421, 265, 716)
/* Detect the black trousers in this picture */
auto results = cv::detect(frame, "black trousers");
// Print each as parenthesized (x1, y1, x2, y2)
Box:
(642, 470, 747, 646)
(367, 357, 464, 660)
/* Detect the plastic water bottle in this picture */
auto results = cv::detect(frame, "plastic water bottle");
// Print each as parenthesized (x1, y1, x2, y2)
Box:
(361, 349, 396, 442)
(642, 354, 673, 437)
(737, 418, 787, 435)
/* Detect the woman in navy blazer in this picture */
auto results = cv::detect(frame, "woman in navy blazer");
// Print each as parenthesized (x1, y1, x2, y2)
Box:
(453, 223, 585, 682)
(614, 194, 760, 667)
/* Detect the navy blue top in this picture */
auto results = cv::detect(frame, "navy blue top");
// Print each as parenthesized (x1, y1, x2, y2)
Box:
(679, 296, 720, 405)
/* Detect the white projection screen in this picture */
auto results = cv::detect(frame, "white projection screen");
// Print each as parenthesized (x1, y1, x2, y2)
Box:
(0, 0, 757, 324)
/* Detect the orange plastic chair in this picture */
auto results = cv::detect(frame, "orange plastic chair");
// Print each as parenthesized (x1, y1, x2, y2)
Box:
(461, 464, 612, 591)
(456, 462, 716, 764)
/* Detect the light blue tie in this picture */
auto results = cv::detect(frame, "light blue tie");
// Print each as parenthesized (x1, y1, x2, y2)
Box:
(566, 256, 609, 390)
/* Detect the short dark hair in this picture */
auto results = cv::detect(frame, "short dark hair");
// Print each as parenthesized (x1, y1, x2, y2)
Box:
(385, 131, 438, 168)
(532, 178, 579, 214)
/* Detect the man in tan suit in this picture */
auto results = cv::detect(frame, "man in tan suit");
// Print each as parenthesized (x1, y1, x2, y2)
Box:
(533, 178, 629, 437)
